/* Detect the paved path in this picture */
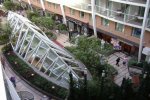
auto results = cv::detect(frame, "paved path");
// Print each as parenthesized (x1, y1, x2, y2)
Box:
(107, 52, 131, 86)
(55, 32, 73, 47)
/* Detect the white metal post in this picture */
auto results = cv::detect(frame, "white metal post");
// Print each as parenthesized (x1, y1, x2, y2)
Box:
(18, 28, 29, 54)
(24, 34, 35, 59)
(60, 4, 67, 24)
(138, 0, 150, 62)
(40, 0, 45, 15)
(91, 0, 97, 37)
(28, 0, 33, 11)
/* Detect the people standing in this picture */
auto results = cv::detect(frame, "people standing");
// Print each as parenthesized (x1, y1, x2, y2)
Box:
(10, 76, 16, 88)
(116, 57, 120, 66)
(1, 56, 5, 69)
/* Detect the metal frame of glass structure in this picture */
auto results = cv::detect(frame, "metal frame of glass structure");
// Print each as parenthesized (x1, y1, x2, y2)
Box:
(7, 11, 91, 88)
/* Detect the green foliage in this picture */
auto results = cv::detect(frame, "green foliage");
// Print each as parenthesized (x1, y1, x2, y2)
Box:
(58, 24, 67, 31)
(3, 45, 68, 99)
(128, 57, 147, 68)
(68, 76, 122, 100)
(0, 24, 11, 44)
(45, 32, 57, 40)
(3, 0, 14, 10)
(31, 17, 54, 30)
(0, 33, 9, 44)
(41, 17, 54, 29)
(66, 36, 115, 78)
(3, 1, 22, 11)
(26, 11, 39, 20)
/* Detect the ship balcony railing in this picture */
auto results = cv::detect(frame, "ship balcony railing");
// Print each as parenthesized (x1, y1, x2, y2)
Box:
(95, 5, 144, 26)
(110, 0, 147, 4)
(147, 18, 150, 28)
(126, 14, 143, 26)
(72, 3, 92, 11)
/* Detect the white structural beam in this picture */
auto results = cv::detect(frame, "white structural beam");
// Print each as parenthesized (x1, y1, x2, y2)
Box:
(60, 4, 67, 24)
(0, 63, 7, 100)
(27, 0, 33, 11)
(40, 0, 45, 11)
(138, 0, 150, 62)
(91, 0, 97, 37)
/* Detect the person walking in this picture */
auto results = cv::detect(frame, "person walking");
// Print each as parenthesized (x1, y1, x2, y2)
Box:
(116, 57, 120, 66)
(10, 76, 16, 88)
(123, 56, 128, 66)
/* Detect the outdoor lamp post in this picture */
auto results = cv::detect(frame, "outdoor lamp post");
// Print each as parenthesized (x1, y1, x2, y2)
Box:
(52, 86, 55, 89)
(100, 55, 105, 65)
(143, 72, 147, 79)
(101, 70, 105, 99)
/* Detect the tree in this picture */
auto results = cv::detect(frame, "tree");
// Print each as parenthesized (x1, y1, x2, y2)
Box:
(0, 23, 11, 45)
(3, 0, 14, 10)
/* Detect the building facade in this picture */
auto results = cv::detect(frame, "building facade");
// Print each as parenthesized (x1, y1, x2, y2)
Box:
(15, 0, 150, 61)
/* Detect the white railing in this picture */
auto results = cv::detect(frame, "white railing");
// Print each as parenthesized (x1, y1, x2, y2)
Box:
(0, 61, 21, 100)
(0, 62, 7, 100)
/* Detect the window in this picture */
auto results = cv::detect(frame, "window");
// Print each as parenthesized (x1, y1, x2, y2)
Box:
(70, 8, 75, 15)
(116, 23, 124, 32)
(89, 14, 92, 22)
(132, 28, 141, 38)
(80, 12, 84, 18)
(102, 18, 109, 26)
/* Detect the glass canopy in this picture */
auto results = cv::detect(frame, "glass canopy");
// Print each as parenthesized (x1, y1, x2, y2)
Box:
(7, 11, 91, 88)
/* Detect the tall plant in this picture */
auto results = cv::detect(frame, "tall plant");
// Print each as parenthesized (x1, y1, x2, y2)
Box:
(3, 0, 14, 10)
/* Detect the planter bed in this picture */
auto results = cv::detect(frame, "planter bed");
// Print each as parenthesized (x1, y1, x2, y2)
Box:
(3, 49, 68, 99)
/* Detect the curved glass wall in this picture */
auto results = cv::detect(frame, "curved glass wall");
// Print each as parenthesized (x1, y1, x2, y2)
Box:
(7, 11, 91, 88)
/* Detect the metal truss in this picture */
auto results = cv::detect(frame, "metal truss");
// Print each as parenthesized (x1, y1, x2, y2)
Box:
(7, 11, 91, 88)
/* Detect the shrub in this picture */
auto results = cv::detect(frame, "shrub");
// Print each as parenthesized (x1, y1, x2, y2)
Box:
(3, 0, 15, 10)
(0, 33, 9, 44)
(128, 57, 148, 69)
(58, 24, 67, 31)
(65, 36, 115, 78)
(45, 32, 57, 40)
(26, 11, 39, 20)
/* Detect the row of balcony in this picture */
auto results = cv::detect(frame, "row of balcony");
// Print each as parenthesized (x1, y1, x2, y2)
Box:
(72, 1, 150, 29)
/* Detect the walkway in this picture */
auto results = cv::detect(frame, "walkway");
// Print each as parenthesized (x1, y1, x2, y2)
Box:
(107, 52, 131, 86)
(0, 46, 47, 100)
(55, 32, 73, 47)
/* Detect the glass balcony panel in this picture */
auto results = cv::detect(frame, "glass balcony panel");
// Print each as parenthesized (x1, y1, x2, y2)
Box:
(72, 3, 92, 11)
(147, 19, 150, 28)
(109, 0, 146, 4)
(95, 5, 108, 16)
(126, 15, 143, 26)
(109, 10, 124, 21)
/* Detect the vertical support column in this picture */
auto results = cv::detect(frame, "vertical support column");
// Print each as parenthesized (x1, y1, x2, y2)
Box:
(40, 0, 45, 16)
(138, 0, 150, 62)
(91, 0, 97, 37)
(28, 0, 33, 11)
(60, 4, 67, 24)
